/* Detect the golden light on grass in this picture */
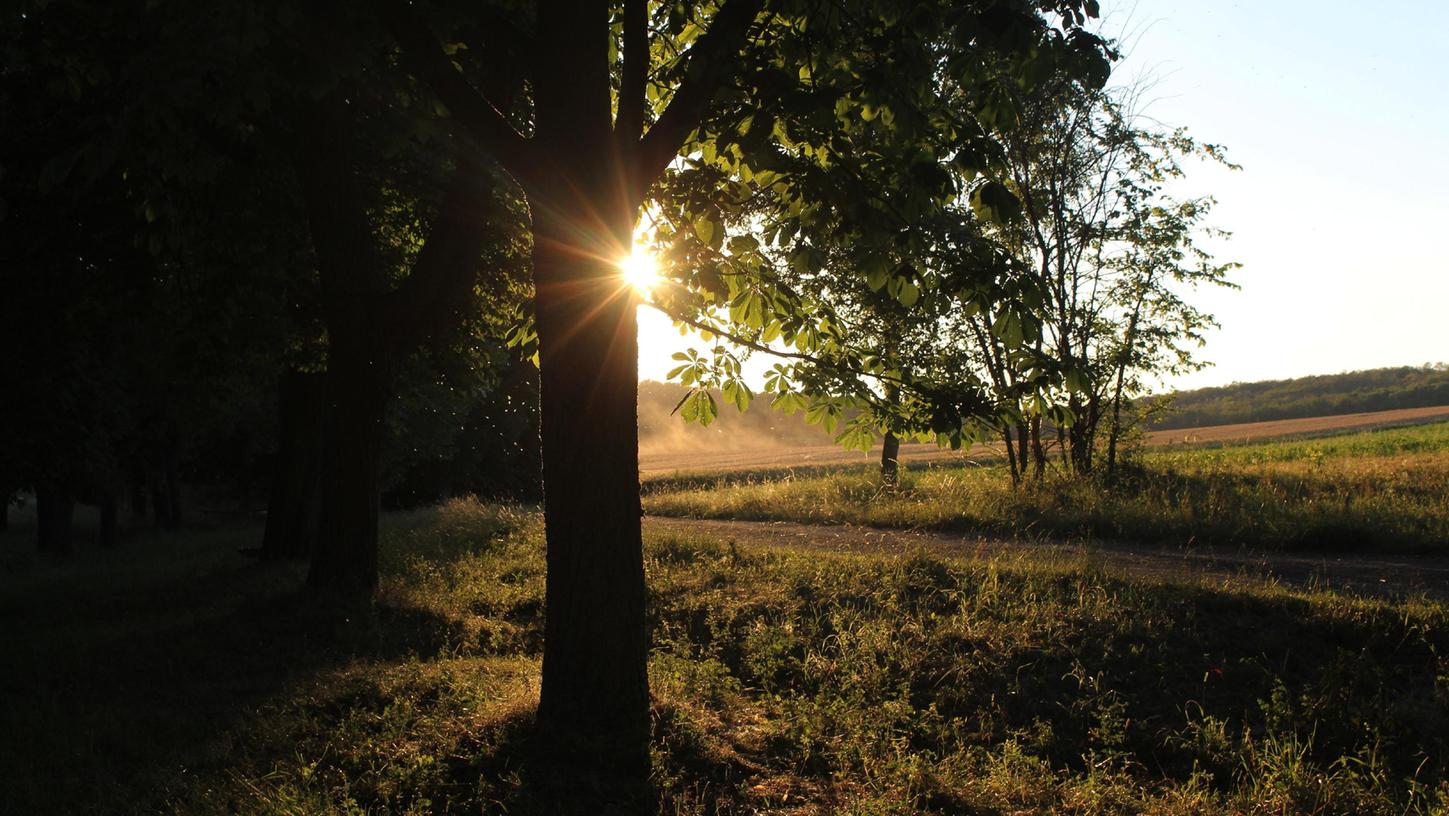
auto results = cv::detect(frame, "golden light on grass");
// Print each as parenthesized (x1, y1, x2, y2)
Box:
(619, 248, 661, 296)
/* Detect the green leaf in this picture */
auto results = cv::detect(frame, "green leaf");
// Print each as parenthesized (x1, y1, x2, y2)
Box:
(722, 379, 752, 412)
(771, 391, 807, 415)
(694, 214, 716, 247)
(834, 423, 875, 452)
(1064, 368, 1087, 393)
(679, 389, 717, 426)
(897, 280, 920, 307)
(970, 181, 1022, 225)
(698, 392, 718, 426)
(727, 234, 759, 254)
(865, 255, 890, 291)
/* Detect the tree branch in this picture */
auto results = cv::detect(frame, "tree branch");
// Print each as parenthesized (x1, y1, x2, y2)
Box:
(632, 0, 766, 187)
(383, 1, 534, 178)
(646, 301, 914, 396)
(383, 153, 498, 343)
(615, 0, 649, 143)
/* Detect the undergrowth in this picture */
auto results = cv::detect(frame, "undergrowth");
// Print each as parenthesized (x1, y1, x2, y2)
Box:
(4, 497, 1447, 813)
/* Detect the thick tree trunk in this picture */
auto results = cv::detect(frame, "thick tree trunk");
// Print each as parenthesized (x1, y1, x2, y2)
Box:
(36, 486, 74, 554)
(880, 431, 901, 486)
(307, 335, 389, 597)
(262, 371, 327, 560)
(97, 498, 117, 548)
(150, 438, 183, 530)
(128, 470, 147, 524)
(0, 495, 8, 532)
(530, 194, 651, 786)
(163, 454, 182, 528)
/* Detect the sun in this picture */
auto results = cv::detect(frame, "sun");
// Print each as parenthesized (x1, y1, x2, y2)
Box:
(619, 248, 662, 296)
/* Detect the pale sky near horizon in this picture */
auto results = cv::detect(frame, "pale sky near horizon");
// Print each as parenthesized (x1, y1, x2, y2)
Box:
(636, 0, 1449, 391)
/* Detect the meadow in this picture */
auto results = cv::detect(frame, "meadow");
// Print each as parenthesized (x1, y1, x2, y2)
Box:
(643, 421, 1449, 555)
(4, 485, 1448, 814)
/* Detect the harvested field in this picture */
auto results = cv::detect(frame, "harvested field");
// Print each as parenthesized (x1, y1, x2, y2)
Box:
(640, 404, 1449, 475)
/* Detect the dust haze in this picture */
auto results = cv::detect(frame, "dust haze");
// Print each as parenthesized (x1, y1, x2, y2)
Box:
(636, 380, 834, 457)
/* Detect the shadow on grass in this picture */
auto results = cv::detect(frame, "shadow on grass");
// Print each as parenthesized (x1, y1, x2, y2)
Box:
(0, 546, 468, 815)
(644, 544, 1449, 811)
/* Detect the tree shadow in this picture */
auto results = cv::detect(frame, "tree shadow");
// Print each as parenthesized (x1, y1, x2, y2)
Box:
(0, 551, 470, 815)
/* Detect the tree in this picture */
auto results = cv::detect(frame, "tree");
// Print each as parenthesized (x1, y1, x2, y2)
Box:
(642, 1, 1116, 488)
(987, 79, 1238, 475)
(2, 0, 532, 571)
(386, 0, 1110, 796)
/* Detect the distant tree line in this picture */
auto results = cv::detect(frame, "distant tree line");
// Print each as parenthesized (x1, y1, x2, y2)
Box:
(1152, 364, 1449, 430)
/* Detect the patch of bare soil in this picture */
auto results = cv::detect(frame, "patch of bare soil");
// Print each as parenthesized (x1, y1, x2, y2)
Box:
(639, 405, 1449, 476)
(643, 516, 1449, 601)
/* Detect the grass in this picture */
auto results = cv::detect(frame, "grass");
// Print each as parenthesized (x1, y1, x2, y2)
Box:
(3, 497, 1448, 814)
(643, 421, 1449, 554)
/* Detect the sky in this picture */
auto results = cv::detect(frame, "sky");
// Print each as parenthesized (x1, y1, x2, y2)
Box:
(637, 0, 1449, 391)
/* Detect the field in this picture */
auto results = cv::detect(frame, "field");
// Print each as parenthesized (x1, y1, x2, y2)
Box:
(4, 421, 1449, 814)
(639, 404, 1449, 476)
(644, 420, 1449, 557)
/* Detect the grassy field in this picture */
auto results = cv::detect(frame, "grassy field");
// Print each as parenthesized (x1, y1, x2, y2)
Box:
(3, 498, 1448, 814)
(644, 421, 1449, 555)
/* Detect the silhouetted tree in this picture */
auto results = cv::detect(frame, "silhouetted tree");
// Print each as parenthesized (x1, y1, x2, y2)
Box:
(989, 79, 1239, 475)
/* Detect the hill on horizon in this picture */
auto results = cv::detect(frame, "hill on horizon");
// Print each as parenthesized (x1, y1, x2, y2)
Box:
(1153, 364, 1449, 429)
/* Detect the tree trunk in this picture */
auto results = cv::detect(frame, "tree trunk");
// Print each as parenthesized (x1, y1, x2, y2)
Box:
(98, 498, 118, 548)
(1067, 395, 1097, 476)
(530, 192, 651, 788)
(1030, 417, 1048, 478)
(1002, 425, 1020, 486)
(880, 431, 901, 486)
(262, 370, 327, 560)
(1015, 421, 1031, 479)
(307, 333, 389, 597)
(128, 469, 148, 524)
(164, 455, 182, 528)
(0, 495, 8, 532)
(36, 486, 74, 554)
(150, 435, 183, 530)
(1105, 382, 1127, 475)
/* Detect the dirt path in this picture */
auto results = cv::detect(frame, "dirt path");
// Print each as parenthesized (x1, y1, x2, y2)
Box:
(644, 516, 1449, 601)
(639, 405, 1449, 476)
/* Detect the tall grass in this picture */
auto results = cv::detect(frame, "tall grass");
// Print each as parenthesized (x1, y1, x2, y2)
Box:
(4, 498, 1446, 813)
(644, 422, 1449, 554)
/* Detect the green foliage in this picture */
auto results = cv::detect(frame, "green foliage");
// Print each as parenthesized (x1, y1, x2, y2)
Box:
(961, 76, 1241, 478)
(638, 0, 1115, 452)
